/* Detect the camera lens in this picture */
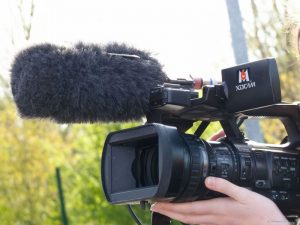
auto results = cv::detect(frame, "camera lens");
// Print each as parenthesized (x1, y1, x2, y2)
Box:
(132, 144, 159, 187)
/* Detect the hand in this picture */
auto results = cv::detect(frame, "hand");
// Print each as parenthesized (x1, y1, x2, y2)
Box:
(207, 129, 225, 141)
(151, 177, 289, 225)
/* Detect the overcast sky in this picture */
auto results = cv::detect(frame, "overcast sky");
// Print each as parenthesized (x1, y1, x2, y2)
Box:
(0, 0, 299, 81)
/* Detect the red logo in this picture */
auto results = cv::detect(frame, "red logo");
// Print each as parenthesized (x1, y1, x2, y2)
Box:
(238, 69, 249, 83)
(241, 70, 246, 81)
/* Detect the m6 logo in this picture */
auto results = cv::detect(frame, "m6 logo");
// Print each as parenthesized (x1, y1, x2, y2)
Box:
(236, 68, 256, 91)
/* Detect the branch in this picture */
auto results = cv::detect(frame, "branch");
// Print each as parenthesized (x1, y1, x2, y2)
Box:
(17, 0, 35, 41)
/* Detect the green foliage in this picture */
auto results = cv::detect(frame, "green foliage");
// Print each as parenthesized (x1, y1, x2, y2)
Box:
(246, 0, 300, 143)
(60, 122, 144, 225)
(0, 98, 146, 225)
(1, 1, 299, 225)
(187, 121, 222, 140)
(0, 100, 70, 225)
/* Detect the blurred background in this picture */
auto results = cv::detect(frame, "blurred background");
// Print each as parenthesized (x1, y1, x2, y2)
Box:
(0, 0, 299, 224)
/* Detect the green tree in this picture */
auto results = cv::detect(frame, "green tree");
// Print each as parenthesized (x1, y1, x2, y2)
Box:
(245, 0, 300, 143)
(61, 122, 145, 225)
(0, 99, 145, 225)
(0, 100, 74, 225)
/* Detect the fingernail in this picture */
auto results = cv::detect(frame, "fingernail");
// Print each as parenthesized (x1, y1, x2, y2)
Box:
(150, 203, 157, 211)
(205, 177, 215, 187)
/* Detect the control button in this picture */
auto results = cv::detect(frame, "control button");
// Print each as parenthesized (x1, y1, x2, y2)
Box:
(281, 159, 288, 167)
(221, 163, 229, 176)
(245, 158, 251, 166)
(242, 170, 247, 177)
(290, 161, 296, 167)
(255, 180, 266, 188)
(272, 193, 279, 200)
(280, 194, 289, 201)
(283, 182, 291, 189)
(210, 162, 216, 174)
(273, 159, 280, 166)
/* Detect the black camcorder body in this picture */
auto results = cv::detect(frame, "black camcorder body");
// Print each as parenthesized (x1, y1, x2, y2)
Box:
(101, 58, 300, 215)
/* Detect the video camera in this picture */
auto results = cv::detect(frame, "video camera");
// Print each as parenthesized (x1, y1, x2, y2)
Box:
(101, 58, 300, 224)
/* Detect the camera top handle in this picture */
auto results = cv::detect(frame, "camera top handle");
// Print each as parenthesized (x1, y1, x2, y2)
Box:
(242, 103, 300, 149)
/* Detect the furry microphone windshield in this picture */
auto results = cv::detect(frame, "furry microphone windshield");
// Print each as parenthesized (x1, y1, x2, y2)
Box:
(11, 42, 168, 123)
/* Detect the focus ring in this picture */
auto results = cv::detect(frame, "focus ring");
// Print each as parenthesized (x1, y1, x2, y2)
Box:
(176, 134, 208, 202)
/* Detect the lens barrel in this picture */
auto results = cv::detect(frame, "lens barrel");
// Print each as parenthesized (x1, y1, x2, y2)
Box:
(101, 123, 300, 215)
(102, 123, 218, 203)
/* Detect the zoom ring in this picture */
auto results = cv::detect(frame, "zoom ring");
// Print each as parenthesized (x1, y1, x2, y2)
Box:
(178, 135, 206, 201)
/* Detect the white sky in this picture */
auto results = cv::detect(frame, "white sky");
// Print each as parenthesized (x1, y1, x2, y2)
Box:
(0, 0, 236, 81)
(0, 0, 299, 81)
(32, 0, 236, 80)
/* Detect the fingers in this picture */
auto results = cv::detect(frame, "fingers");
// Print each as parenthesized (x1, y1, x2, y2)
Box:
(205, 177, 253, 203)
(150, 198, 231, 216)
(208, 130, 225, 141)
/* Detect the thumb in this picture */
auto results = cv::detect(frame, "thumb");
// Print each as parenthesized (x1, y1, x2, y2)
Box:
(205, 176, 253, 202)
